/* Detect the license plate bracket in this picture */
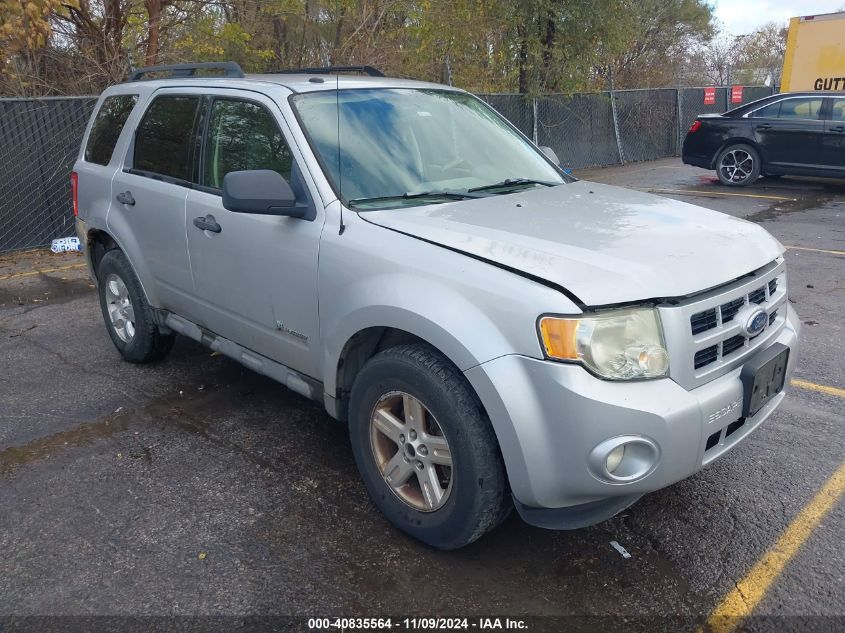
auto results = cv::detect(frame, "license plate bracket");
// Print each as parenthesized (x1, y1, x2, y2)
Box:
(740, 343, 789, 417)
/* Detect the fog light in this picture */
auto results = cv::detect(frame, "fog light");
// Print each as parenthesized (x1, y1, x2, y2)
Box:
(606, 445, 625, 473)
(588, 435, 660, 483)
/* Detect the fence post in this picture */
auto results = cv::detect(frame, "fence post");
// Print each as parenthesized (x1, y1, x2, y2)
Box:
(676, 88, 683, 156)
(532, 97, 538, 144)
(609, 90, 625, 164)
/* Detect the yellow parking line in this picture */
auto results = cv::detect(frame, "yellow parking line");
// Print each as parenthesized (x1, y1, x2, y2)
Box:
(791, 379, 845, 398)
(701, 461, 845, 633)
(647, 188, 797, 202)
(785, 245, 845, 256)
(0, 262, 86, 282)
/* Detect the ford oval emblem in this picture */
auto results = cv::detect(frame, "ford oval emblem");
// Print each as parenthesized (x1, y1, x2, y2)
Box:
(745, 309, 768, 336)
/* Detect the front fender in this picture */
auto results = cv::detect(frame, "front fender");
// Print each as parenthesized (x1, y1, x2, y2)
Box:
(322, 278, 511, 395)
(317, 211, 580, 395)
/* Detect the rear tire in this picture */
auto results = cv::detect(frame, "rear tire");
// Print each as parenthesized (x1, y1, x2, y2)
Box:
(97, 250, 174, 363)
(716, 143, 761, 186)
(348, 344, 511, 549)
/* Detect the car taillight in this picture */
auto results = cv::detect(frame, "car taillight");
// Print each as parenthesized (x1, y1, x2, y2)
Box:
(689, 120, 702, 133)
(71, 171, 79, 217)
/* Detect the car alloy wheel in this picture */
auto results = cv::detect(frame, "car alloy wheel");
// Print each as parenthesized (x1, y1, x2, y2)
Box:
(104, 273, 135, 342)
(719, 148, 755, 184)
(369, 390, 453, 512)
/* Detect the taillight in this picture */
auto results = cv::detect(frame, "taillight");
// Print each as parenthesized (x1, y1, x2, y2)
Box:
(689, 120, 702, 133)
(71, 171, 79, 217)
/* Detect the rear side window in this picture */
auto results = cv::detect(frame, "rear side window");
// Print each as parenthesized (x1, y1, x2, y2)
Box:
(755, 98, 823, 120)
(85, 94, 137, 165)
(202, 99, 293, 189)
(134, 96, 200, 181)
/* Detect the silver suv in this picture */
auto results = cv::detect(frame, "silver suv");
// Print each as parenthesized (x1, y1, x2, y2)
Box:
(74, 62, 800, 549)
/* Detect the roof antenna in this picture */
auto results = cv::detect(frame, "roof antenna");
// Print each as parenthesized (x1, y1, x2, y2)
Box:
(337, 73, 345, 235)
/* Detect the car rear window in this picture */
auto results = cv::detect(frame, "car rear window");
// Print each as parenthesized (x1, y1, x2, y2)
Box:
(84, 94, 137, 165)
(133, 96, 200, 182)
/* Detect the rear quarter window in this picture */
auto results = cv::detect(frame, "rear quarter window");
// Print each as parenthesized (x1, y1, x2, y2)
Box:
(133, 95, 201, 181)
(84, 94, 138, 166)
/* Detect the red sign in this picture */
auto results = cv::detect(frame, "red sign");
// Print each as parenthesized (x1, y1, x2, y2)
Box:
(703, 87, 716, 105)
(730, 86, 744, 104)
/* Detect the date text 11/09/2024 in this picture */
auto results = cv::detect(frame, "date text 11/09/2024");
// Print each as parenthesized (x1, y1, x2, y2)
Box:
(307, 618, 528, 630)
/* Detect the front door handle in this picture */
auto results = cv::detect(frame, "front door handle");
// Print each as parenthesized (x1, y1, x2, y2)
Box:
(755, 123, 772, 130)
(830, 125, 845, 133)
(116, 191, 135, 206)
(193, 214, 222, 233)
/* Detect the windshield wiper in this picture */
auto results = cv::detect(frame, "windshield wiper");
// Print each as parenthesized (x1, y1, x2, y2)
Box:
(467, 178, 559, 194)
(348, 190, 483, 208)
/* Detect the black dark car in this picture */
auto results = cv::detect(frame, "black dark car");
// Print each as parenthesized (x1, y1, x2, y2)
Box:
(682, 92, 845, 186)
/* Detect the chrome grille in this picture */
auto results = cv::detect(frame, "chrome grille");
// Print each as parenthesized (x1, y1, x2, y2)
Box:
(748, 286, 766, 304)
(694, 346, 718, 369)
(658, 259, 788, 390)
(719, 297, 745, 324)
(721, 334, 745, 356)
(690, 308, 717, 334)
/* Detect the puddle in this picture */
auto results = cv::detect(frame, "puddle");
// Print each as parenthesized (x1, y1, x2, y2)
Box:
(745, 193, 834, 222)
(0, 275, 94, 308)
(0, 412, 129, 475)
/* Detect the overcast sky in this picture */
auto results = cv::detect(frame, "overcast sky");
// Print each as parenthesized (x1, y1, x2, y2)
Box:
(713, 0, 845, 35)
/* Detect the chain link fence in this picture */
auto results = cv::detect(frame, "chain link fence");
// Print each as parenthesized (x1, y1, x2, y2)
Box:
(482, 85, 776, 170)
(534, 93, 619, 170)
(0, 97, 96, 252)
(0, 86, 776, 254)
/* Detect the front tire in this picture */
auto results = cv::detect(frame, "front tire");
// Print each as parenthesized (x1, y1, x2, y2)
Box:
(97, 250, 174, 363)
(716, 143, 761, 186)
(348, 344, 511, 549)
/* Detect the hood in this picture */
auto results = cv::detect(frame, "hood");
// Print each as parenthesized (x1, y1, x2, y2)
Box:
(362, 180, 783, 306)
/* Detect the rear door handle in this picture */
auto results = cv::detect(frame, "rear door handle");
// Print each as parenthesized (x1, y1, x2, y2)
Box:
(116, 191, 135, 206)
(830, 125, 845, 133)
(193, 214, 222, 233)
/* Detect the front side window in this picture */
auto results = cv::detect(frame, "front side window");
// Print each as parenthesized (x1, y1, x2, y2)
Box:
(291, 89, 566, 208)
(134, 96, 200, 181)
(202, 99, 293, 188)
(85, 94, 137, 165)
(830, 98, 845, 122)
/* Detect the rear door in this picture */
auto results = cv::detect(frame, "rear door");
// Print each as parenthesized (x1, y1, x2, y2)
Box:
(184, 89, 325, 376)
(108, 89, 202, 319)
(823, 96, 845, 172)
(750, 96, 826, 170)
(75, 92, 138, 228)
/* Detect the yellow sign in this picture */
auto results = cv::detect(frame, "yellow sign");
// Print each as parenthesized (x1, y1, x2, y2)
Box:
(781, 12, 845, 92)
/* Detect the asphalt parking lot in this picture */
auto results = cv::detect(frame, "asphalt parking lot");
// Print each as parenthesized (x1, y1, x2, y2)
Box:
(0, 158, 842, 632)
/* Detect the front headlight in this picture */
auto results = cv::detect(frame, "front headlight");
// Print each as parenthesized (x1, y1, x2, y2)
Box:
(538, 308, 669, 380)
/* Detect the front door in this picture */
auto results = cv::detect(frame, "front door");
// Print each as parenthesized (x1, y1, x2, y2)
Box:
(751, 96, 826, 170)
(823, 96, 845, 173)
(185, 91, 324, 377)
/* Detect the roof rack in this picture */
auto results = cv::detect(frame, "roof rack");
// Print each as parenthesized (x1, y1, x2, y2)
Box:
(127, 61, 245, 82)
(265, 65, 385, 77)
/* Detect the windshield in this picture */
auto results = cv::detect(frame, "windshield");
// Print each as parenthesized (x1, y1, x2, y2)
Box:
(291, 88, 567, 209)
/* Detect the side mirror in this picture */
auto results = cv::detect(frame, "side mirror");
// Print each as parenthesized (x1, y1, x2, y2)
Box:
(540, 146, 560, 165)
(222, 169, 305, 217)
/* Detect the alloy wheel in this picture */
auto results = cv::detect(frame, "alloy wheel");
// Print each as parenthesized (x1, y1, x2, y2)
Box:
(104, 273, 135, 342)
(719, 149, 754, 183)
(369, 391, 453, 512)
